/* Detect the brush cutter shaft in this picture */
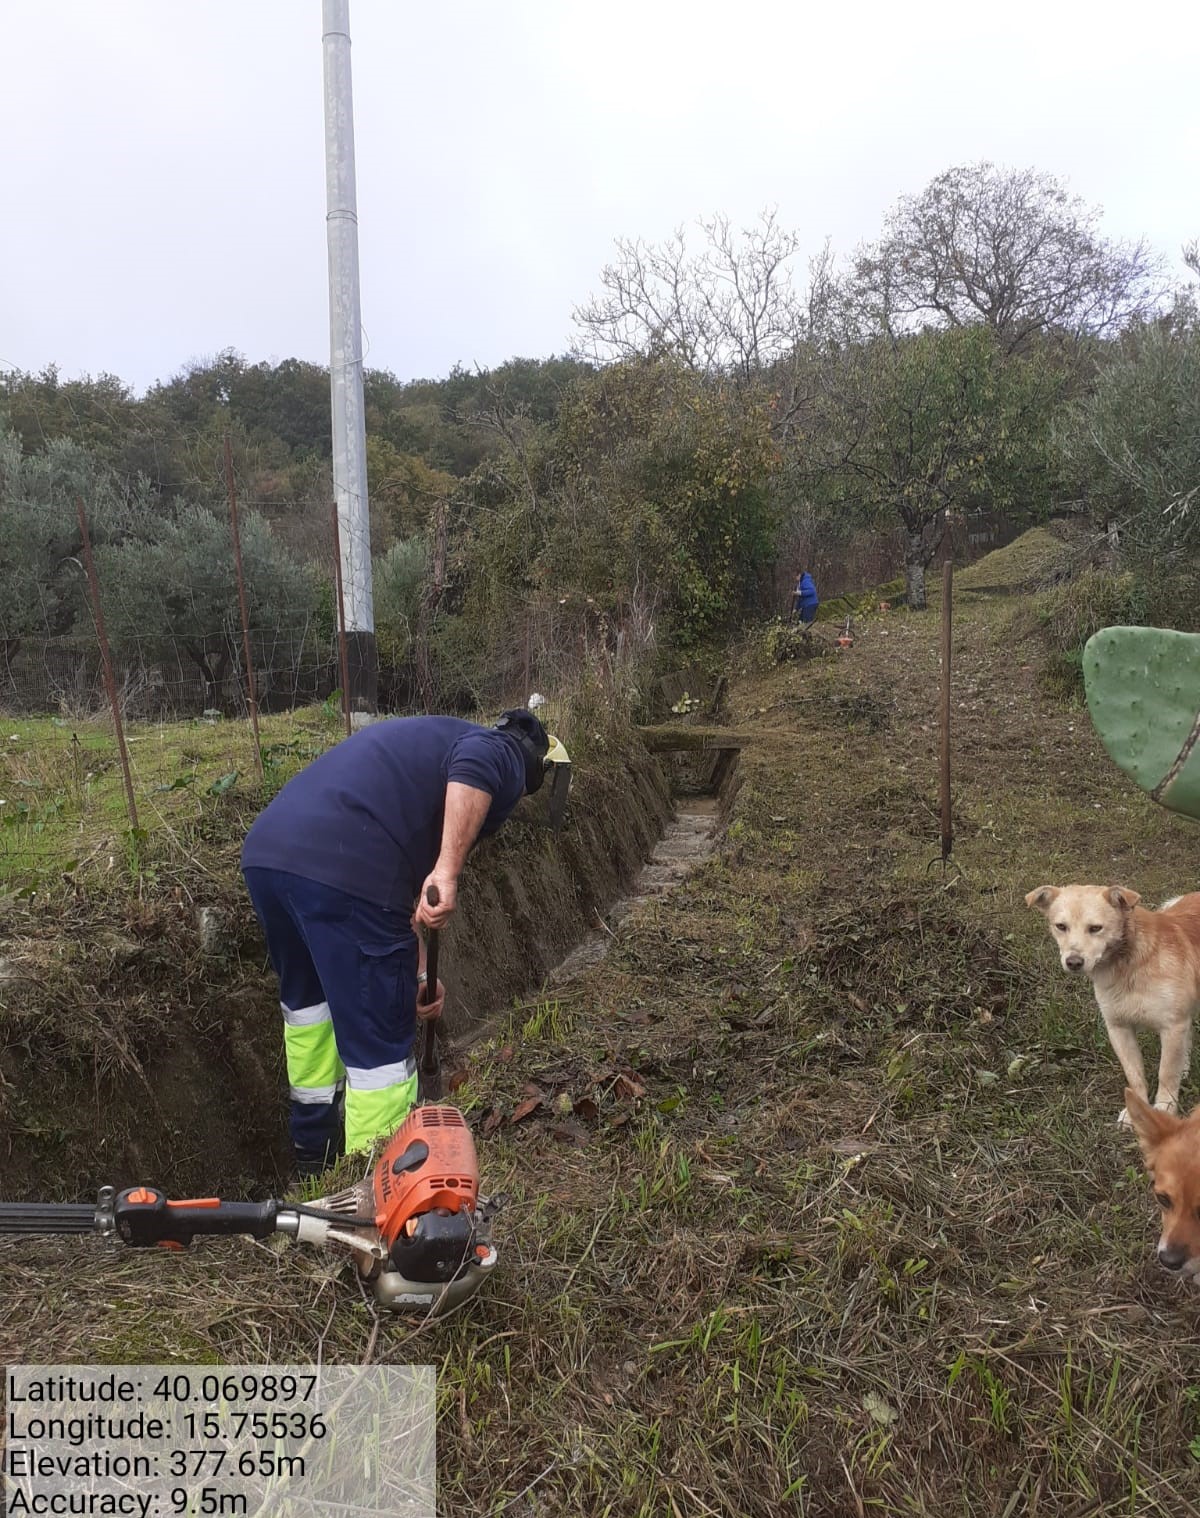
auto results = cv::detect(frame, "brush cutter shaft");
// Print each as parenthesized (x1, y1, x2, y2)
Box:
(0, 1202, 100, 1234)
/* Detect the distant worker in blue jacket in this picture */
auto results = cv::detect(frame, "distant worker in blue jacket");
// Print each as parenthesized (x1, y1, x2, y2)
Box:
(791, 568, 819, 624)
(241, 709, 565, 1175)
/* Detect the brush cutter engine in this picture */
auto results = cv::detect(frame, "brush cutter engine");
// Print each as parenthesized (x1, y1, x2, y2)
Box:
(282, 1105, 498, 1312)
(0, 1106, 497, 1317)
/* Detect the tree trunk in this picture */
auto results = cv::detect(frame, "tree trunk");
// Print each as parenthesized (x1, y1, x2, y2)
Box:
(214, 647, 232, 710)
(201, 660, 219, 711)
(905, 533, 928, 610)
(185, 644, 220, 712)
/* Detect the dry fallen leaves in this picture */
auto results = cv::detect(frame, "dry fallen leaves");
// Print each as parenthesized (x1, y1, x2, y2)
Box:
(862, 1391, 899, 1427)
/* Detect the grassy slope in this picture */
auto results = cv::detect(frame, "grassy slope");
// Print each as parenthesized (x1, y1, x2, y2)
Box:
(4, 592, 1200, 1516)
(0, 707, 342, 885)
(954, 525, 1079, 594)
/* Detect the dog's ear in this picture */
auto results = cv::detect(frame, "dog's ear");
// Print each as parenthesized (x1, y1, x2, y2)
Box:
(1025, 886, 1059, 912)
(1107, 887, 1142, 910)
(1124, 1087, 1181, 1163)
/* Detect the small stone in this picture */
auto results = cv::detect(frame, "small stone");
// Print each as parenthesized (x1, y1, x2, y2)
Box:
(196, 906, 227, 955)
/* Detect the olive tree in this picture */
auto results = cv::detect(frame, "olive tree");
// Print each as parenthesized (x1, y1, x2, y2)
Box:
(807, 325, 1061, 608)
(1058, 317, 1200, 563)
(97, 505, 312, 709)
(0, 429, 147, 663)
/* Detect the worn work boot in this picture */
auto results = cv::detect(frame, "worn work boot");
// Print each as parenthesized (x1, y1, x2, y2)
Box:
(294, 1088, 347, 1181)
(294, 1153, 331, 1182)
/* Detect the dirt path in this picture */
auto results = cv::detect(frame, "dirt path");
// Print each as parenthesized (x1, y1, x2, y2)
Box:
(5, 594, 1200, 1517)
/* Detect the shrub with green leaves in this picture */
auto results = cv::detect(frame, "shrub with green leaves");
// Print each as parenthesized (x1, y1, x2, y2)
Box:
(372, 534, 429, 668)
(1058, 318, 1200, 561)
(449, 357, 780, 655)
(1030, 568, 1140, 697)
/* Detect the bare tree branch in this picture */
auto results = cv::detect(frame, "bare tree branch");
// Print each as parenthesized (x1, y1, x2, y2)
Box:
(848, 162, 1168, 353)
(572, 211, 804, 380)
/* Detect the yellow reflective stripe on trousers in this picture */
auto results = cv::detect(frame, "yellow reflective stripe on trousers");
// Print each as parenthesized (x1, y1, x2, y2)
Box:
(283, 1019, 344, 1095)
(344, 1073, 418, 1153)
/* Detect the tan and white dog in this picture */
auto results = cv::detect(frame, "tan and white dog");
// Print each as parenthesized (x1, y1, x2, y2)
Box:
(1026, 885, 1200, 1125)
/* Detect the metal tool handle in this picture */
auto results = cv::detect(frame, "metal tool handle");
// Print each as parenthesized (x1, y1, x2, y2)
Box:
(423, 883, 440, 1007)
(419, 884, 443, 1099)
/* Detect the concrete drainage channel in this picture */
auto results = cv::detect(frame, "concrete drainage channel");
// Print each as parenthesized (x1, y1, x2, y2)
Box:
(541, 731, 745, 988)
(546, 794, 722, 984)
(445, 735, 741, 1060)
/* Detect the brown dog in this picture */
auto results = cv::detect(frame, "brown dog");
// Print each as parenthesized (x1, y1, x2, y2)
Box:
(1026, 885, 1200, 1125)
(1124, 1087, 1200, 1279)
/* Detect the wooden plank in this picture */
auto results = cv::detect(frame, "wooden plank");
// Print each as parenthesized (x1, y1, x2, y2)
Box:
(636, 725, 751, 753)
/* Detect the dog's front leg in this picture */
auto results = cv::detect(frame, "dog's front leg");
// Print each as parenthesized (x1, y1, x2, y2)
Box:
(1152, 1020, 1191, 1113)
(1106, 1022, 1148, 1127)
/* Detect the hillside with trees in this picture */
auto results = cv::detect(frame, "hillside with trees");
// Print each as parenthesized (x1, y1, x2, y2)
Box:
(2, 160, 1196, 715)
(5, 160, 1200, 1518)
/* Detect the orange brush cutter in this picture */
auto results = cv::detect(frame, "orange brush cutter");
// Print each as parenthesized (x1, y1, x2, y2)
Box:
(0, 1105, 498, 1317)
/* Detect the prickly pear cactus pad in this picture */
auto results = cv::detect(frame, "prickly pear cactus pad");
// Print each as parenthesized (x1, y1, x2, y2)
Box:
(1083, 626, 1200, 820)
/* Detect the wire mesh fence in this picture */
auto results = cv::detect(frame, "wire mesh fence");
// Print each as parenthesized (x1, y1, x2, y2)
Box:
(0, 379, 1035, 884)
(0, 423, 662, 884)
(0, 624, 337, 720)
(0, 627, 647, 884)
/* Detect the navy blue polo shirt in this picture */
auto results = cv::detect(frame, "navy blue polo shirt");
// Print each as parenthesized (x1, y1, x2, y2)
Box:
(241, 717, 527, 911)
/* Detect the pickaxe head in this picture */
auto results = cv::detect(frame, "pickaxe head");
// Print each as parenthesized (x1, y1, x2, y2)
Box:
(545, 736, 571, 832)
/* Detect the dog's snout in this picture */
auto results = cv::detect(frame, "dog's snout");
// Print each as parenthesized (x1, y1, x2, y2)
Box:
(1064, 953, 1085, 971)
(1158, 1243, 1190, 1272)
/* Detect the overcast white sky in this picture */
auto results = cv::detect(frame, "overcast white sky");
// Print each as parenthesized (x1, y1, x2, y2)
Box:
(2, 0, 1197, 394)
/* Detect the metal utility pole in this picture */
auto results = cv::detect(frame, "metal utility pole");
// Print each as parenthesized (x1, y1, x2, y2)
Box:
(322, 0, 376, 719)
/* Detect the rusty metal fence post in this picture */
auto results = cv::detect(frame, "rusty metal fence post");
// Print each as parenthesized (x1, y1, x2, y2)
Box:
(940, 558, 953, 864)
(74, 497, 139, 834)
(223, 433, 264, 779)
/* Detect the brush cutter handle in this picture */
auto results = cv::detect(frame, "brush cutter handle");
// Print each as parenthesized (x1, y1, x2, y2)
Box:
(0, 1191, 282, 1248)
(113, 1190, 279, 1248)
(0, 1202, 100, 1234)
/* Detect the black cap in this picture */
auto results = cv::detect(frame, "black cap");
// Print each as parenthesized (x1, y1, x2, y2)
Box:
(493, 709, 550, 793)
